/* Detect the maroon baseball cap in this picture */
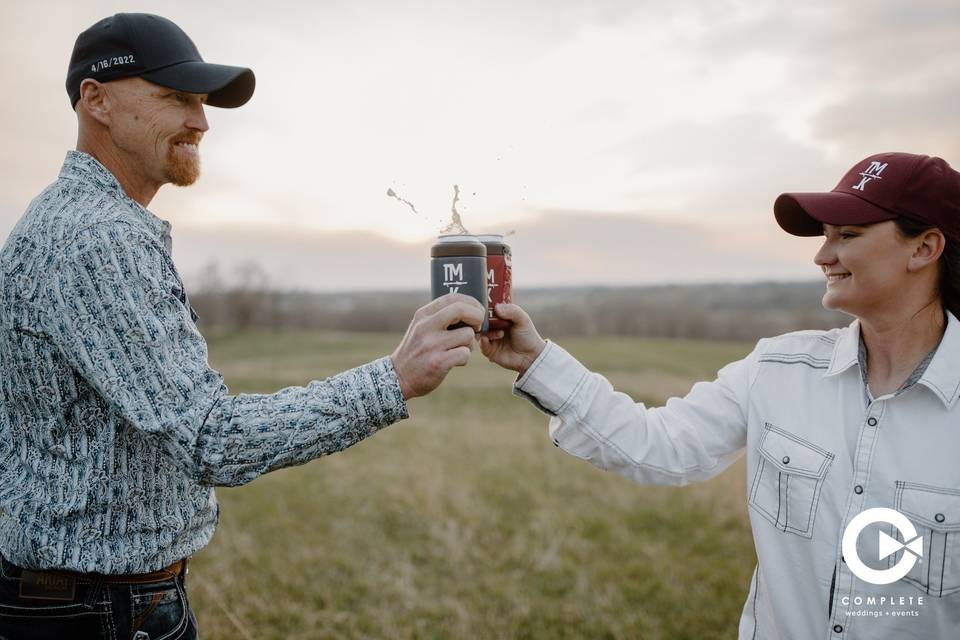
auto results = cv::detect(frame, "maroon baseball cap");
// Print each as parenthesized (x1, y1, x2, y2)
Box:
(774, 152, 960, 244)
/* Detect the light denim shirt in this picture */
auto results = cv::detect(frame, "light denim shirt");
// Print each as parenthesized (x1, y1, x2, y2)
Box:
(515, 314, 960, 639)
(0, 151, 408, 574)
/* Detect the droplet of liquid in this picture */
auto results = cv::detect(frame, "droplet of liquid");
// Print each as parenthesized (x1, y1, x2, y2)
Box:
(386, 188, 419, 215)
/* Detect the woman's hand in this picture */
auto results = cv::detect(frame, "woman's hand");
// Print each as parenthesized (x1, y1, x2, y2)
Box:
(479, 303, 547, 376)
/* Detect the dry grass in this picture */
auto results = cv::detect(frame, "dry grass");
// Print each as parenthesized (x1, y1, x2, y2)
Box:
(187, 331, 757, 639)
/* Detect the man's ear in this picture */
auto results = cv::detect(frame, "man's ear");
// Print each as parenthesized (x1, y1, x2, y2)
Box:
(908, 228, 946, 273)
(77, 79, 111, 126)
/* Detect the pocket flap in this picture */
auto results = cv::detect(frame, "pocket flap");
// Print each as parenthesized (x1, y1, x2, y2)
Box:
(758, 424, 834, 478)
(897, 482, 960, 532)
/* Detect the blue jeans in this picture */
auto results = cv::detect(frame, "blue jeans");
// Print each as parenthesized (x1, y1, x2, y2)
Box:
(0, 555, 197, 640)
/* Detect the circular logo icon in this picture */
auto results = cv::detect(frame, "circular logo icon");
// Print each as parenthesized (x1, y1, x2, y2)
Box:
(842, 508, 923, 585)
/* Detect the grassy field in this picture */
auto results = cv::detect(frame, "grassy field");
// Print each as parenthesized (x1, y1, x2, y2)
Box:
(188, 331, 758, 639)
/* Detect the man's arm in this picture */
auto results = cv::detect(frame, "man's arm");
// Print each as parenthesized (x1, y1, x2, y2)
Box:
(47, 221, 480, 486)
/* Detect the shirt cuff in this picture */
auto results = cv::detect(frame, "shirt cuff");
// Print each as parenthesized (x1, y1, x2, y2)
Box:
(348, 356, 410, 427)
(512, 340, 590, 416)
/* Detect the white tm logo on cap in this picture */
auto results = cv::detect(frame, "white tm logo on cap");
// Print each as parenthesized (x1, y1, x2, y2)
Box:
(853, 161, 888, 191)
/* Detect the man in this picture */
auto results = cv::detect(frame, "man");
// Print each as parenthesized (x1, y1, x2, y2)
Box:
(0, 13, 483, 639)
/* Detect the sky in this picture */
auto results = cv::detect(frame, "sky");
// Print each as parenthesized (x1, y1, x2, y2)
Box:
(2, 0, 959, 291)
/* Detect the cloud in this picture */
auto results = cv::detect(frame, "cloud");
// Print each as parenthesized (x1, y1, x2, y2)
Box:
(2, 0, 956, 290)
(696, 0, 960, 83)
(611, 115, 839, 219)
(690, 0, 960, 161)
(810, 78, 960, 163)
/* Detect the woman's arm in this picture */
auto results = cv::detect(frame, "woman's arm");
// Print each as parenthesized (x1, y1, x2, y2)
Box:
(482, 303, 766, 486)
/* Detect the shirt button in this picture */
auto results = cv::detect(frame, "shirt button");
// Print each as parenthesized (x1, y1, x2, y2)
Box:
(867, 417, 878, 426)
(834, 624, 843, 633)
(854, 485, 863, 494)
(782, 456, 790, 465)
(936, 513, 946, 523)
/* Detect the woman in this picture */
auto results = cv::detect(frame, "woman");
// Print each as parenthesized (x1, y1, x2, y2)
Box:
(481, 152, 960, 639)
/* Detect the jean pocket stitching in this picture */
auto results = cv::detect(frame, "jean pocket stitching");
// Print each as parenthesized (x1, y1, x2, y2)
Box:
(129, 581, 187, 640)
(154, 579, 189, 640)
(0, 602, 96, 618)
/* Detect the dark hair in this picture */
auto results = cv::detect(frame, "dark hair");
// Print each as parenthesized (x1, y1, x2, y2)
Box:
(894, 217, 960, 320)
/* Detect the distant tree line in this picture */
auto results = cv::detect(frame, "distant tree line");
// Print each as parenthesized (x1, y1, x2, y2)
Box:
(519, 283, 850, 341)
(187, 260, 850, 342)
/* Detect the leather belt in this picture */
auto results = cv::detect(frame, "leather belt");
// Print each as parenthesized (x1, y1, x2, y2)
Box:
(30, 558, 188, 585)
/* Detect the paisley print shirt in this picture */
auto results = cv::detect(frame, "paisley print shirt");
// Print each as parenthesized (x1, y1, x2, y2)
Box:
(0, 151, 408, 573)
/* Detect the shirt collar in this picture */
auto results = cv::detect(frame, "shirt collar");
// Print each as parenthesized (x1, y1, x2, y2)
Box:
(825, 311, 960, 409)
(825, 318, 861, 378)
(918, 311, 960, 408)
(58, 150, 173, 247)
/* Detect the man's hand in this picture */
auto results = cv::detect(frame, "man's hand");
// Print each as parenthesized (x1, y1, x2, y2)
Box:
(479, 303, 547, 376)
(391, 293, 487, 400)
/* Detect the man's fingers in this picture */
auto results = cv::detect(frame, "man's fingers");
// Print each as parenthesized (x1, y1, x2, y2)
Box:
(417, 293, 482, 320)
(441, 326, 476, 350)
(444, 345, 471, 368)
(430, 300, 486, 331)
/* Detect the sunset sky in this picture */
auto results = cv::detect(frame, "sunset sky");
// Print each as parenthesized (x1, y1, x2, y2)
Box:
(3, 0, 959, 291)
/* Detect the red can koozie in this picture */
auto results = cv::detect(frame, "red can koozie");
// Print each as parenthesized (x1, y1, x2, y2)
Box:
(478, 234, 512, 330)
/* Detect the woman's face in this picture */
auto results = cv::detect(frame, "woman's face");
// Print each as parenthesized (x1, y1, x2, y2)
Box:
(813, 220, 916, 317)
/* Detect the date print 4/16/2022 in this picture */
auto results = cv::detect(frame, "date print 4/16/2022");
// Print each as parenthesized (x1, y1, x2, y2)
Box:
(90, 55, 136, 73)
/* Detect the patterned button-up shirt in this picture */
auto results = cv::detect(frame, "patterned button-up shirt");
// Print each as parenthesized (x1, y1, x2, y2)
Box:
(0, 151, 407, 574)
(515, 314, 960, 639)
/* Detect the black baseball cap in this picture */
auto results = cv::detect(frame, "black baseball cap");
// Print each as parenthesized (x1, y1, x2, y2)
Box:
(67, 13, 255, 109)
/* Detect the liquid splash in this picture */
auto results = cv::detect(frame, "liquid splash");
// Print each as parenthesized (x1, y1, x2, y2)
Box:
(386, 188, 419, 215)
(440, 184, 469, 235)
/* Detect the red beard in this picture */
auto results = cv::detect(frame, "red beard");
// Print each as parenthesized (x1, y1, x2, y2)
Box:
(165, 139, 201, 186)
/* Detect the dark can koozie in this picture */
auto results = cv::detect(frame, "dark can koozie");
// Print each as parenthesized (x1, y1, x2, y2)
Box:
(478, 234, 512, 330)
(430, 234, 489, 333)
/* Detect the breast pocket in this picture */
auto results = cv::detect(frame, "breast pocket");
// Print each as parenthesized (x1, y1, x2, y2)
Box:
(749, 423, 835, 538)
(887, 481, 960, 597)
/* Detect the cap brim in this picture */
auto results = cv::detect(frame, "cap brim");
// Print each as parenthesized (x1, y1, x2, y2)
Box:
(141, 61, 255, 108)
(773, 191, 898, 237)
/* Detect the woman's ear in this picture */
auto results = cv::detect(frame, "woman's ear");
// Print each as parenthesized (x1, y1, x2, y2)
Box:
(907, 228, 946, 273)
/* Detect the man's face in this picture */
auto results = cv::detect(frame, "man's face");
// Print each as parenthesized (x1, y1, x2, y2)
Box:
(104, 77, 209, 188)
